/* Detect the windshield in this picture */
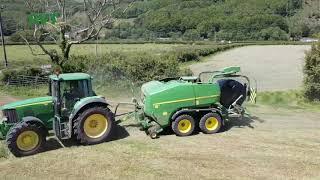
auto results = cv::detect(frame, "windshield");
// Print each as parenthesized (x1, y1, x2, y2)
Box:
(60, 80, 88, 99)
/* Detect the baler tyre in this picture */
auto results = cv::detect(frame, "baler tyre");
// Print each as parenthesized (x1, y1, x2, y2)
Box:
(172, 114, 195, 136)
(6, 121, 46, 157)
(73, 107, 114, 145)
(148, 126, 159, 139)
(150, 132, 158, 139)
(199, 113, 222, 134)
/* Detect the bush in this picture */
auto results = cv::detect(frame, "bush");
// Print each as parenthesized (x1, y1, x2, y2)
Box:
(183, 29, 201, 41)
(62, 55, 89, 73)
(1, 66, 45, 83)
(304, 41, 320, 101)
(258, 27, 289, 41)
(9, 30, 35, 42)
(64, 52, 181, 84)
(117, 53, 179, 82)
(173, 49, 200, 62)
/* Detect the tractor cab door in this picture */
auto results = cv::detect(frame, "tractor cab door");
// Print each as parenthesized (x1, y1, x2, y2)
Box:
(51, 80, 61, 117)
(52, 79, 90, 139)
(60, 80, 89, 116)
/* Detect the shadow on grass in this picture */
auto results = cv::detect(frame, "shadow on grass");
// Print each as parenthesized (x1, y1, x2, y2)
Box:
(221, 115, 264, 132)
(42, 124, 130, 154)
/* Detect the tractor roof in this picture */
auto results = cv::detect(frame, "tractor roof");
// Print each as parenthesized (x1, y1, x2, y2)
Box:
(49, 73, 91, 81)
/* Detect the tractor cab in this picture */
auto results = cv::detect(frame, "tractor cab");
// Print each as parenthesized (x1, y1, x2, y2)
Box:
(48, 73, 114, 142)
(49, 73, 94, 117)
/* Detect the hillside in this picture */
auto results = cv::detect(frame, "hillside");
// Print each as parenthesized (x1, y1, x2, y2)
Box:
(1, 0, 319, 41)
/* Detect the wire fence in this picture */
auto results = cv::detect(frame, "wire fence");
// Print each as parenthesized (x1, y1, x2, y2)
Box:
(6, 75, 48, 86)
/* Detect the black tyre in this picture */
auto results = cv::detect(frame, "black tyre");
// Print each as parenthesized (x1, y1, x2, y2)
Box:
(73, 107, 114, 145)
(148, 126, 159, 139)
(6, 121, 46, 157)
(172, 114, 195, 136)
(199, 113, 222, 134)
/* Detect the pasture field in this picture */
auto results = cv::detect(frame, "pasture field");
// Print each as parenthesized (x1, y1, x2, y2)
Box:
(0, 43, 217, 64)
(0, 45, 319, 180)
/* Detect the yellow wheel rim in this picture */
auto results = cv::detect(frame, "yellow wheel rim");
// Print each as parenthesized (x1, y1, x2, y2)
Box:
(16, 131, 39, 151)
(84, 114, 108, 138)
(205, 117, 219, 131)
(178, 119, 192, 133)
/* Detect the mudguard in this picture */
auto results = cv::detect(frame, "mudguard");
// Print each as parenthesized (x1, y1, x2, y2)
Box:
(22, 116, 48, 135)
(69, 96, 110, 121)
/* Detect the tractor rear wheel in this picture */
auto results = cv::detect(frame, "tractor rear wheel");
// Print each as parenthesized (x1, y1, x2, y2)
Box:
(199, 113, 222, 134)
(172, 114, 195, 136)
(73, 107, 114, 145)
(6, 121, 46, 157)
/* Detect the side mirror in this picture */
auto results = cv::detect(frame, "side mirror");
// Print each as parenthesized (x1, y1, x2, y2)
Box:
(61, 108, 68, 117)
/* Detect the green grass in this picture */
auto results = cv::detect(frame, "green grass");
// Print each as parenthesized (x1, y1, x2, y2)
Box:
(0, 43, 220, 66)
(257, 90, 320, 111)
(0, 141, 9, 159)
(0, 85, 48, 99)
(0, 82, 138, 100)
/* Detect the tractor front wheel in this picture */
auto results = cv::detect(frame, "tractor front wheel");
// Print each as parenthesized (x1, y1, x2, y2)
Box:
(6, 122, 46, 157)
(172, 114, 195, 136)
(73, 107, 114, 145)
(199, 113, 222, 134)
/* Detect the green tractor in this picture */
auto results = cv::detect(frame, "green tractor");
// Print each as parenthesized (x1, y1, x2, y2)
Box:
(135, 66, 257, 138)
(0, 73, 114, 157)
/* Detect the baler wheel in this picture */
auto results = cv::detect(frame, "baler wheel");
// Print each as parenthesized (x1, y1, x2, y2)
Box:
(150, 132, 158, 139)
(172, 114, 195, 136)
(73, 107, 114, 145)
(6, 121, 46, 157)
(148, 126, 158, 139)
(199, 113, 222, 134)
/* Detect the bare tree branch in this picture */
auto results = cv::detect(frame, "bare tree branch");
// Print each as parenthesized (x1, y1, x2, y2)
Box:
(25, 0, 135, 67)
(19, 35, 47, 56)
(33, 25, 58, 62)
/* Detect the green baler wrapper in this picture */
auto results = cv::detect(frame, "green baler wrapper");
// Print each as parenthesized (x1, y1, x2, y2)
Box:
(141, 80, 221, 127)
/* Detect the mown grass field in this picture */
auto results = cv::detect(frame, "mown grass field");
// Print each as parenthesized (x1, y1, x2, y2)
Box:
(0, 103, 319, 180)
(0, 43, 220, 65)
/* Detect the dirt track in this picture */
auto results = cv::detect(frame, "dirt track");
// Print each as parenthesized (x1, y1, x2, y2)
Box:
(190, 45, 311, 91)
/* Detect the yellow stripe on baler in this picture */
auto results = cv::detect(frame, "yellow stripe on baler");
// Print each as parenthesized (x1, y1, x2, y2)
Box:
(153, 95, 219, 107)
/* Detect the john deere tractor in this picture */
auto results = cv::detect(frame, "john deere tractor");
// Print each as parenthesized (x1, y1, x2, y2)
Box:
(135, 66, 256, 138)
(0, 73, 114, 157)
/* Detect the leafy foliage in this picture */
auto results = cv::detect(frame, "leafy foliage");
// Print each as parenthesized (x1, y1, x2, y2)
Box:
(3, 0, 318, 41)
(1, 66, 46, 83)
(63, 52, 180, 83)
(304, 41, 320, 101)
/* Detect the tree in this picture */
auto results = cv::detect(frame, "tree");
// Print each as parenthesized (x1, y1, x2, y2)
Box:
(182, 29, 201, 41)
(2, 16, 17, 36)
(22, 0, 133, 68)
(304, 41, 320, 101)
